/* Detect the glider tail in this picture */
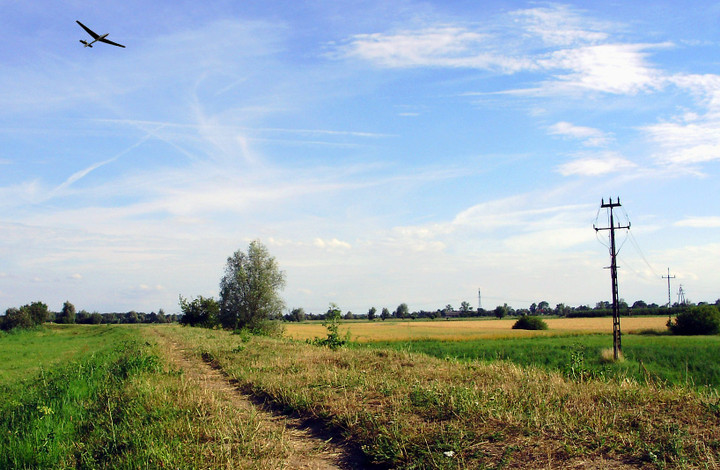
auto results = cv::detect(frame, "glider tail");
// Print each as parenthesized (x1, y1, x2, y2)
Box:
(79, 40, 92, 48)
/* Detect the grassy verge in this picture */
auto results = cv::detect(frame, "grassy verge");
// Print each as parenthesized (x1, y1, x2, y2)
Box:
(363, 334, 720, 388)
(0, 325, 286, 469)
(162, 324, 720, 469)
(0, 324, 132, 384)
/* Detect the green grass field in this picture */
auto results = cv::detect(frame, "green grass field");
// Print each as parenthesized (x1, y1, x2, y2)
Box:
(0, 324, 134, 384)
(362, 333, 720, 388)
(0, 324, 287, 468)
(3, 322, 720, 468)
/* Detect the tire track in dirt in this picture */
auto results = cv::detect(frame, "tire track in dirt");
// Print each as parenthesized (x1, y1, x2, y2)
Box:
(151, 328, 366, 470)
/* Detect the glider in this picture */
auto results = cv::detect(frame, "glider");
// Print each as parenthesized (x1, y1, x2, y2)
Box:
(76, 20, 125, 48)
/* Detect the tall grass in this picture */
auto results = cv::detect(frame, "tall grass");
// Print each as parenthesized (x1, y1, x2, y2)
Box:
(162, 325, 720, 469)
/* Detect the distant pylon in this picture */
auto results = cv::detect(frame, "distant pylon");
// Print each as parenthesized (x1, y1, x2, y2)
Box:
(678, 285, 686, 305)
(478, 288, 482, 310)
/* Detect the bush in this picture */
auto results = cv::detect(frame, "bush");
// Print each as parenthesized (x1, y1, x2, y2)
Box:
(512, 315, 548, 330)
(179, 295, 219, 328)
(668, 305, 720, 335)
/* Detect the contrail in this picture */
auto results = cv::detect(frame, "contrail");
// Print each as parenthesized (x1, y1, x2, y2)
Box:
(53, 132, 156, 194)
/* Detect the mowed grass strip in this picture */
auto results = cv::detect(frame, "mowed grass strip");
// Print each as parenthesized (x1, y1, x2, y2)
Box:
(0, 324, 131, 384)
(0, 325, 287, 469)
(164, 324, 720, 469)
(284, 316, 670, 342)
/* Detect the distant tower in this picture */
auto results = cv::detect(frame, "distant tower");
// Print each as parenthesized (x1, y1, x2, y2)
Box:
(677, 285, 686, 305)
(478, 288, 482, 310)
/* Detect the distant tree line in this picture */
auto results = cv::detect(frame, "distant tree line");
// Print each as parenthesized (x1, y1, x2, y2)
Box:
(1, 300, 178, 332)
(282, 299, 720, 322)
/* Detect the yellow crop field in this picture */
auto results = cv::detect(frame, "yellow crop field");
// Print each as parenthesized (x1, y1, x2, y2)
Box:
(284, 316, 669, 342)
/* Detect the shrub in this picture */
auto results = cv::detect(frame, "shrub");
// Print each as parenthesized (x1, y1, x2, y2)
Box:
(179, 295, 219, 328)
(512, 315, 548, 330)
(311, 303, 349, 349)
(668, 305, 720, 335)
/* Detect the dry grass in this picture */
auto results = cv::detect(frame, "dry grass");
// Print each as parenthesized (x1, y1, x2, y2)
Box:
(140, 327, 289, 469)
(159, 324, 720, 469)
(284, 317, 670, 342)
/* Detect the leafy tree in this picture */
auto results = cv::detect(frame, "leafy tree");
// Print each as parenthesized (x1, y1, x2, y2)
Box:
(494, 304, 511, 319)
(460, 301, 472, 314)
(1, 307, 33, 331)
(219, 240, 286, 330)
(555, 303, 571, 317)
(90, 312, 103, 324)
(57, 301, 76, 324)
(669, 305, 720, 335)
(537, 301, 550, 314)
(179, 295, 219, 328)
(380, 308, 390, 321)
(125, 311, 139, 324)
(394, 303, 409, 319)
(367, 307, 376, 321)
(76, 309, 91, 324)
(25, 301, 50, 325)
(287, 307, 306, 322)
(156, 308, 167, 323)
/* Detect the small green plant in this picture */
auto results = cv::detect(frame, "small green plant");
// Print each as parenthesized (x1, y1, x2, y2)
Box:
(512, 315, 548, 330)
(311, 303, 349, 350)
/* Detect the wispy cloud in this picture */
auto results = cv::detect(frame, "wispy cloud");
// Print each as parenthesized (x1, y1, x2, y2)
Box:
(338, 26, 535, 72)
(556, 152, 636, 176)
(675, 216, 720, 228)
(336, 5, 667, 96)
(549, 121, 612, 147)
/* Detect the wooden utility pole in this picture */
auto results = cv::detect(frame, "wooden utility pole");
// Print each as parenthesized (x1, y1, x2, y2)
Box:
(594, 198, 630, 360)
(662, 268, 676, 308)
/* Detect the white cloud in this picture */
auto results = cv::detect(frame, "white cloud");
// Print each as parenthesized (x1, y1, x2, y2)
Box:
(336, 7, 668, 98)
(511, 5, 610, 47)
(313, 238, 352, 251)
(643, 118, 720, 166)
(338, 26, 534, 73)
(557, 152, 636, 176)
(549, 121, 612, 147)
(675, 216, 720, 228)
(541, 43, 667, 95)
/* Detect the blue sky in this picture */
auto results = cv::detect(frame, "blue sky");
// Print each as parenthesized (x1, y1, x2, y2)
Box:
(1, 1, 719, 315)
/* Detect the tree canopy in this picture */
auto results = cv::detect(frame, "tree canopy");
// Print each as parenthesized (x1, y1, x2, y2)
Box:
(219, 240, 286, 330)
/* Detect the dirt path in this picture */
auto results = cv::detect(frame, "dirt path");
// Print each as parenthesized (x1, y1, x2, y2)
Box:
(151, 328, 365, 469)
